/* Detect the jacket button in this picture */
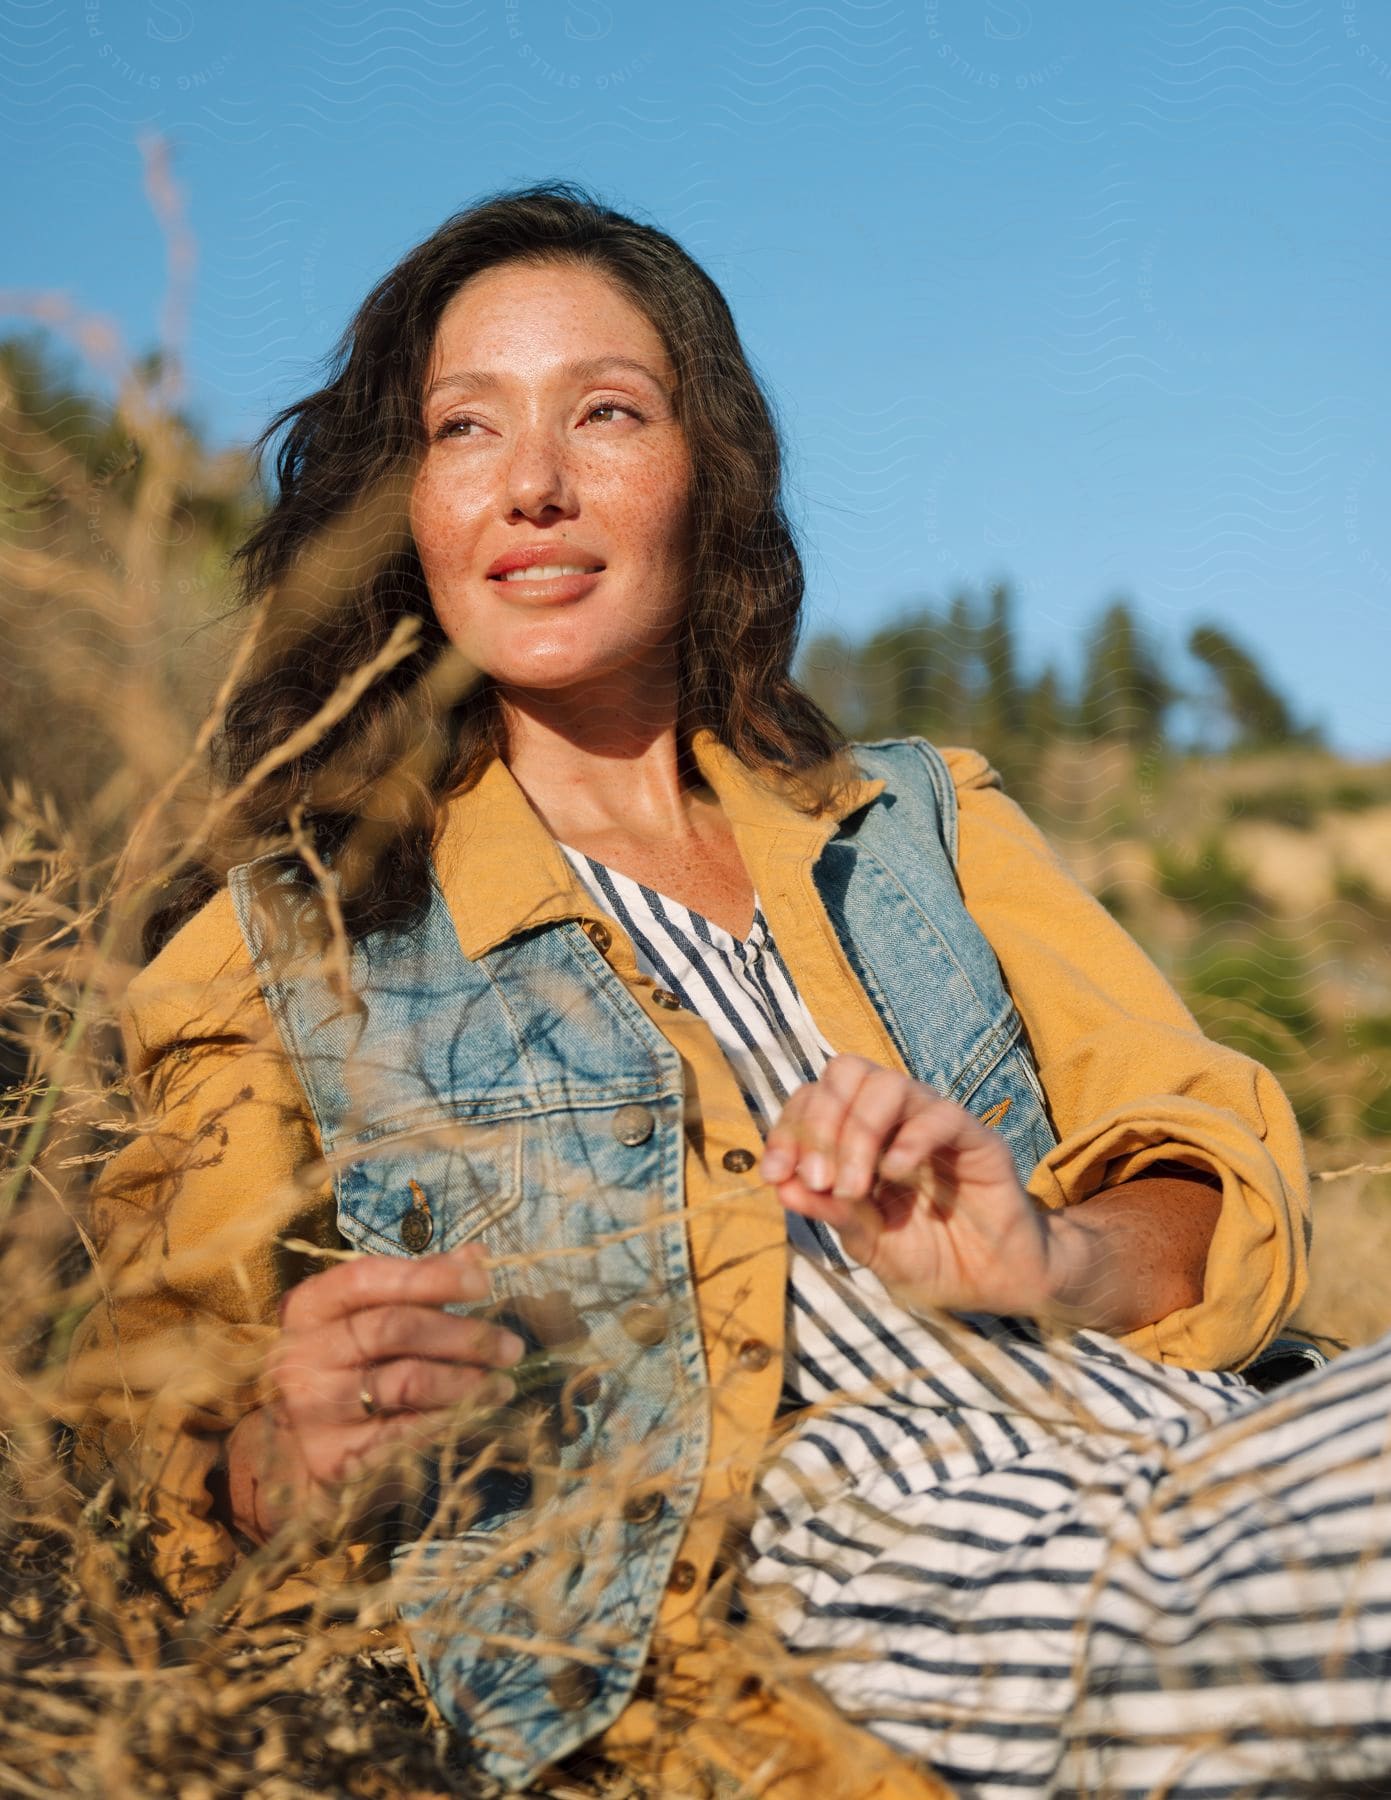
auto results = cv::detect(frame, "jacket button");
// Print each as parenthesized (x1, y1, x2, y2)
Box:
(621, 1301, 669, 1347)
(611, 1103, 656, 1146)
(737, 1337, 773, 1373)
(585, 921, 612, 954)
(667, 1558, 697, 1593)
(399, 1209, 433, 1253)
(622, 1491, 666, 1526)
(722, 1147, 756, 1173)
(399, 1179, 433, 1253)
(651, 988, 682, 1010)
(548, 1663, 602, 1711)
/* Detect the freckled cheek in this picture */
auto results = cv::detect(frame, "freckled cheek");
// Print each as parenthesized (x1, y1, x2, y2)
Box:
(410, 478, 480, 580)
(605, 461, 692, 560)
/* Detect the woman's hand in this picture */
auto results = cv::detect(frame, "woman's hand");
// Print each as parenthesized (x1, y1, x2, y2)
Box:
(759, 1053, 1073, 1319)
(226, 1244, 524, 1544)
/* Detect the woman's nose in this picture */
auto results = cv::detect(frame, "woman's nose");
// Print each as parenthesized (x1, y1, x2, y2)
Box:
(503, 420, 577, 520)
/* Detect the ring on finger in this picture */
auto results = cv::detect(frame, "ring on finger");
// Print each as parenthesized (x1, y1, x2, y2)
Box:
(358, 1371, 380, 1419)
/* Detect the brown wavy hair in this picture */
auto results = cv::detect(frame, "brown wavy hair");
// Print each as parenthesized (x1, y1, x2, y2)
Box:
(143, 179, 850, 961)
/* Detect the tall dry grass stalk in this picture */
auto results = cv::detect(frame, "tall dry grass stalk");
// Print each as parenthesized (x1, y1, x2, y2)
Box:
(3, 144, 1390, 1800)
(0, 143, 514, 1800)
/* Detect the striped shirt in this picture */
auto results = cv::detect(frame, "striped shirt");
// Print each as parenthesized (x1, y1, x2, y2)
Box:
(558, 844, 1391, 1799)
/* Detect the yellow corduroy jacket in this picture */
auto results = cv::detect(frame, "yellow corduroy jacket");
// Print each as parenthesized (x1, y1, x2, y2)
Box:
(62, 734, 1311, 1800)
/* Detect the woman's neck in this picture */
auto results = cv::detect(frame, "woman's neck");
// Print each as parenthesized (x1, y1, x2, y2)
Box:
(498, 690, 710, 846)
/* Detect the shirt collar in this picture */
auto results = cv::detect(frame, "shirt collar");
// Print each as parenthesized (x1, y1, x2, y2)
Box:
(431, 728, 885, 962)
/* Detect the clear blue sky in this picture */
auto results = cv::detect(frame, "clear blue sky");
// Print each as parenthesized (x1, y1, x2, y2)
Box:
(5, 0, 1388, 753)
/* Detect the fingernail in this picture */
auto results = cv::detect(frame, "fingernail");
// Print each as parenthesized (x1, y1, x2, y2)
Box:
(453, 1248, 488, 1294)
(802, 1154, 832, 1192)
(496, 1330, 527, 1366)
(760, 1148, 794, 1180)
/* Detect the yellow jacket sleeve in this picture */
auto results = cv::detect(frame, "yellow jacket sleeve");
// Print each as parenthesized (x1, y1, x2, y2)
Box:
(60, 887, 348, 1612)
(942, 746, 1310, 1371)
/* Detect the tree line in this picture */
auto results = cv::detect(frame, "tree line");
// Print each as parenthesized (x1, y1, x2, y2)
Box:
(795, 584, 1319, 767)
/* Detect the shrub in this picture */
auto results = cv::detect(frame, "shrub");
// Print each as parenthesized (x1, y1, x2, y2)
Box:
(1094, 884, 1130, 921)
(1290, 1085, 1330, 1137)
(1359, 1086, 1391, 1138)
(1224, 789, 1318, 830)
(1181, 928, 1322, 1071)
(1348, 1014, 1391, 1052)
(1154, 835, 1258, 915)
(1330, 782, 1383, 812)
(1334, 868, 1391, 920)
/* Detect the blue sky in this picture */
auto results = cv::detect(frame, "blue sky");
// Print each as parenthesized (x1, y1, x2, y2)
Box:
(5, 0, 1388, 752)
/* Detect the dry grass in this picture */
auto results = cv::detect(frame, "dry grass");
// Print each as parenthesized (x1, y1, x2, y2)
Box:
(4, 147, 1391, 1800)
(0, 147, 540, 1799)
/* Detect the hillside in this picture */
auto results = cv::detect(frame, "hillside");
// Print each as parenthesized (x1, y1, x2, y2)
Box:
(1009, 742, 1391, 1350)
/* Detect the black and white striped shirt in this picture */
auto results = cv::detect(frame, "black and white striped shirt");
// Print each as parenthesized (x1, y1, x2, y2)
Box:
(557, 844, 1391, 1800)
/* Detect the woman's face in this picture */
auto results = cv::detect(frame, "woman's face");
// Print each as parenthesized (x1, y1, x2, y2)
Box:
(411, 259, 695, 702)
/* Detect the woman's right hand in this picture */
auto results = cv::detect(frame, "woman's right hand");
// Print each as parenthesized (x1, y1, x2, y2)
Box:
(225, 1243, 526, 1544)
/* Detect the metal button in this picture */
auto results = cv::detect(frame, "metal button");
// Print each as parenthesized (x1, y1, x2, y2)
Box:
(400, 1209, 433, 1254)
(547, 1663, 602, 1711)
(399, 1178, 433, 1253)
(621, 1301, 669, 1348)
(585, 921, 612, 954)
(622, 1491, 666, 1526)
(651, 988, 682, 1010)
(737, 1337, 773, 1373)
(400, 1212, 433, 1253)
(611, 1103, 655, 1146)
(722, 1147, 756, 1173)
(667, 1558, 697, 1593)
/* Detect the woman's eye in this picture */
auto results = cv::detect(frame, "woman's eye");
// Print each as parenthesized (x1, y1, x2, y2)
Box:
(585, 400, 644, 425)
(433, 400, 643, 441)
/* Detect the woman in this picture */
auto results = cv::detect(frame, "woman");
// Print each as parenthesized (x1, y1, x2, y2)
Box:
(65, 183, 1387, 1800)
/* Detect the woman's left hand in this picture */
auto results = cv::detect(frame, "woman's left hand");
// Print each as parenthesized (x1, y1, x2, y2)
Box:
(759, 1053, 1069, 1318)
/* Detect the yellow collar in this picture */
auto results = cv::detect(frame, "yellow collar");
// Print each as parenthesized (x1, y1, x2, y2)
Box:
(431, 728, 885, 961)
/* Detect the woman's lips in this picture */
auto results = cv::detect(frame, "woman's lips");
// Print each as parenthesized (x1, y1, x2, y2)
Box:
(487, 568, 603, 603)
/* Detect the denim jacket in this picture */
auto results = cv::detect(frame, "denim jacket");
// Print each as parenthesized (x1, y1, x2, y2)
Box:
(226, 737, 1060, 1790)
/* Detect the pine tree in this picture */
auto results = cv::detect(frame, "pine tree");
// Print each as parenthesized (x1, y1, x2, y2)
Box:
(857, 614, 943, 739)
(978, 582, 1023, 750)
(1078, 600, 1173, 746)
(937, 592, 977, 741)
(1187, 623, 1314, 751)
(1022, 662, 1071, 743)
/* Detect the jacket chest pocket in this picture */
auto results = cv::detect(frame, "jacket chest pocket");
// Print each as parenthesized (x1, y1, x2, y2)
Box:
(334, 1112, 524, 1259)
